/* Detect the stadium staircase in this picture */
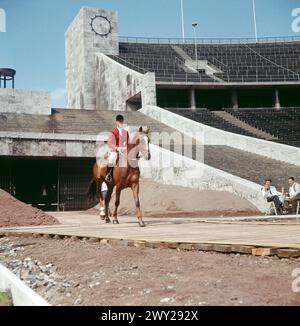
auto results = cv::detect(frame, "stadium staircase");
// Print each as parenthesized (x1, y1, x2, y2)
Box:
(1, 108, 300, 189)
(111, 43, 216, 83)
(203, 145, 300, 188)
(0, 109, 176, 135)
(166, 108, 261, 139)
(225, 108, 300, 147)
(213, 111, 278, 141)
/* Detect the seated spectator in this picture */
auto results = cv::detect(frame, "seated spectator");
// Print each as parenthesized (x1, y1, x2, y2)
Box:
(261, 179, 284, 215)
(284, 177, 300, 214)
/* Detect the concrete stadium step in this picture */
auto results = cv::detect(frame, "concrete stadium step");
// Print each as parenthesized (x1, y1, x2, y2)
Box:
(166, 143, 300, 189)
(202, 145, 300, 188)
(0, 109, 177, 135)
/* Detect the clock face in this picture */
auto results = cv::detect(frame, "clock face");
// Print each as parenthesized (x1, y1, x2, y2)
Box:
(91, 16, 111, 36)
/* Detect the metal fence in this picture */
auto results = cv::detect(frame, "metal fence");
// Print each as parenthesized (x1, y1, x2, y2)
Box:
(119, 35, 300, 45)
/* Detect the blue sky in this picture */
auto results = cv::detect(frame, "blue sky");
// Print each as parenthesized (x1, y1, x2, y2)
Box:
(0, 0, 300, 107)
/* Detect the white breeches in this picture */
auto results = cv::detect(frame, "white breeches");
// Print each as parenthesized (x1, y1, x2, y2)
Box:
(108, 151, 118, 166)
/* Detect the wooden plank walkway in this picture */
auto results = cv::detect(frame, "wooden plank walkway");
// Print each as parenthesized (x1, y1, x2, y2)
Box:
(1, 212, 300, 258)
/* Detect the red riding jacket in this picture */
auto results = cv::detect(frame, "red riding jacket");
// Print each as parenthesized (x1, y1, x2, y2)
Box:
(107, 127, 129, 151)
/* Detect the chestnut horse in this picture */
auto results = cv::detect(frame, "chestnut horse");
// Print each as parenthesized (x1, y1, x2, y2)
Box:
(88, 127, 151, 227)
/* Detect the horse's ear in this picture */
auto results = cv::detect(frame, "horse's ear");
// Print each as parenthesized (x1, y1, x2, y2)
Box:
(139, 126, 143, 133)
(145, 126, 150, 134)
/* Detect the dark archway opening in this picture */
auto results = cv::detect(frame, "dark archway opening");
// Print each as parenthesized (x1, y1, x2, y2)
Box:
(0, 158, 97, 211)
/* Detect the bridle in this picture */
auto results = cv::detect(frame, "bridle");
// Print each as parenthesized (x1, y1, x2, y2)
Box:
(137, 133, 150, 160)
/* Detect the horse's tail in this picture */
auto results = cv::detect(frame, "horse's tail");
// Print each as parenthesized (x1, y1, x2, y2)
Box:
(87, 179, 97, 201)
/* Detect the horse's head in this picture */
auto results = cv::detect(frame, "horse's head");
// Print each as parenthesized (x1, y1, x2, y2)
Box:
(137, 126, 151, 160)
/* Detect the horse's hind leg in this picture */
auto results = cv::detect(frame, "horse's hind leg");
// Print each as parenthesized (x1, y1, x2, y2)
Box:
(104, 185, 113, 223)
(112, 186, 121, 224)
(132, 183, 145, 227)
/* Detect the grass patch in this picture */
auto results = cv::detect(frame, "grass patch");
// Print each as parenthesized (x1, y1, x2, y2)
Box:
(0, 291, 12, 306)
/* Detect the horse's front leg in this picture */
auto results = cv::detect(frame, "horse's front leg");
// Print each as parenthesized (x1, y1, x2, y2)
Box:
(112, 186, 121, 224)
(96, 179, 105, 220)
(131, 183, 145, 227)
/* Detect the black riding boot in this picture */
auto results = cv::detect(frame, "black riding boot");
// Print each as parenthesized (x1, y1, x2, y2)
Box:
(273, 196, 284, 215)
(105, 166, 114, 182)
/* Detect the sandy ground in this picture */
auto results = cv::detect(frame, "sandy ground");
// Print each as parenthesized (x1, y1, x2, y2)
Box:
(91, 179, 260, 217)
(1, 236, 299, 306)
(0, 189, 59, 228)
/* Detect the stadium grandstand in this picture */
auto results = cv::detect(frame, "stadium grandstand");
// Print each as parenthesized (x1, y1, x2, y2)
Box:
(110, 36, 300, 147)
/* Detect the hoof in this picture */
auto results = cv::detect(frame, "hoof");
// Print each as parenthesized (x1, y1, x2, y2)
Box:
(139, 220, 146, 227)
(113, 219, 119, 224)
(100, 215, 106, 221)
(105, 219, 111, 224)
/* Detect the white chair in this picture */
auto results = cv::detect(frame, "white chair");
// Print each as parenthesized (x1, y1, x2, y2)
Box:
(284, 199, 300, 215)
(265, 201, 278, 216)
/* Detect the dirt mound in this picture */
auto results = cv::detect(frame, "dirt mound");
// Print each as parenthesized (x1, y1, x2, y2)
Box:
(0, 189, 59, 228)
(91, 179, 260, 217)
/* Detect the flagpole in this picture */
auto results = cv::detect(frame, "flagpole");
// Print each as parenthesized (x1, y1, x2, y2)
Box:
(252, 0, 258, 42)
(181, 0, 185, 42)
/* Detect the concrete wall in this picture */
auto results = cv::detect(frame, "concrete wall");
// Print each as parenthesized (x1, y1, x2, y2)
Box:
(140, 144, 267, 212)
(0, 263, 50, 306)
(0, 89, 51, 115)
(65, 7, 119, 110)
(0, 132, 104, 158)
(65, 8, 85, 109)
(95, 53, 156, 111)
(140, 105, 300, 167)
(0, 131, 266, 210)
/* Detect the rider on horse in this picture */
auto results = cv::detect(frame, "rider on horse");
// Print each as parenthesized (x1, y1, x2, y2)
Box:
(89, 119, 151, 227)
(105, 114, 129, 182)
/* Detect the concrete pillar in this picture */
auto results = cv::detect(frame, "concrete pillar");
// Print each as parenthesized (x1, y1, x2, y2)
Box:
(190, 88, 196, 110)
(274, 88, 281, 110)
(232, 89, 238, 110)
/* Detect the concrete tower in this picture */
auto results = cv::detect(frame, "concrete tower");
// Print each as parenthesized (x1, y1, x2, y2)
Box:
(65, 7, 119, 110)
